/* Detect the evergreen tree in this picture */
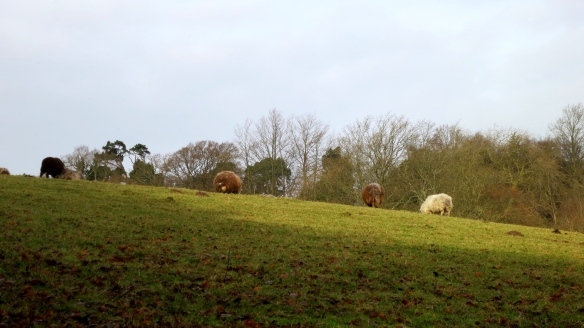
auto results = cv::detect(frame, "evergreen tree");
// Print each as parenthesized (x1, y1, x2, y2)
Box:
(312, 147, 355, 205)
(244, 158, 291, 196)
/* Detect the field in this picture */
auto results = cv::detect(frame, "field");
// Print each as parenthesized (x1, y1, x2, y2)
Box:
(1, 175, 583, 327)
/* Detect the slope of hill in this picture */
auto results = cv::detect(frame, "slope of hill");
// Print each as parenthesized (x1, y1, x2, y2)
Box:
(1, 175, 583, 327)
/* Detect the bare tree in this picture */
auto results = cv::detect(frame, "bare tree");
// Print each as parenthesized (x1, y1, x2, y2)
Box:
(522, 138, 564, 226)
(61, 145, 98, 172)
(549, 103, 584, 183)
(339, 113, 420, 194)
(251, 109, 289, 162)
(148, 153, 170, 186)
(241, 109, 292, 196)
(164, 141, 239, 190)
(392, 123, 465, 207)
(288, 113, 329, 198)
(234, 118, 257, 169)
(428, 123, 466, 151)
(493, 130, 534, 189)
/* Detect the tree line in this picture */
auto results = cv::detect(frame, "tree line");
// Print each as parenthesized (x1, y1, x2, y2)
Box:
(62, 104, 584, 231)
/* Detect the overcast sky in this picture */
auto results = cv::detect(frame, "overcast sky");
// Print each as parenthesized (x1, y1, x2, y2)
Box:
(1, 1, 583, 175)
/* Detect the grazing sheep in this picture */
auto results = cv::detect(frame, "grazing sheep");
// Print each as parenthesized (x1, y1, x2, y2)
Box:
(260, 194, 276, 198)
(361, 183, 385, 208)
(213, 171, 242, 194)
(58, 168, 85, 180)
(420, 193, 453, 216)
(0, 167, 10, 175)
(40, 157, 65, 178)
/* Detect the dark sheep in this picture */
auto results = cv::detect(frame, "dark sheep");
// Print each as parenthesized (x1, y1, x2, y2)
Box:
(0, 167, 10, 175)
(362, 183, 385, 208)
(213, 171, 242, 194)
(40, 157, 65, 178)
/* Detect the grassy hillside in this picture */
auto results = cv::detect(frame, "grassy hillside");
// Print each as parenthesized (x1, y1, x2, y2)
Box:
(0, 175, 583, 327)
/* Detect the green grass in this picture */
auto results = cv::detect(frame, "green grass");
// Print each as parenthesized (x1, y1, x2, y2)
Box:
(1, 175, 583, 327)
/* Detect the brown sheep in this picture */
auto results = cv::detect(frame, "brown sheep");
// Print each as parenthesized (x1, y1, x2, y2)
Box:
(40, 157, 65, 178)
(213, 171, 242, 194)
(361, 183, 385, 208)
(58, 168, 85, 180)
(0, 167, 10, 175)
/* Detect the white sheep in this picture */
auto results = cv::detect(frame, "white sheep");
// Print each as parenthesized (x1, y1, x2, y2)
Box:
(420, 193, 453, 216)
(58, 168, 85, 180)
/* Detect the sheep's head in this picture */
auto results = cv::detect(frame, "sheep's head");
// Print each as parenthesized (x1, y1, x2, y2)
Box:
(221, 186, 226, 192)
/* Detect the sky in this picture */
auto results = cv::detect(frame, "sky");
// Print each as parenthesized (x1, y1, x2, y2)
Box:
(1, 0, 583, 175)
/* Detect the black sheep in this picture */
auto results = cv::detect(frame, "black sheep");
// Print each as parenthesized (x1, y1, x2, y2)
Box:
(40, 157, 65, 178)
